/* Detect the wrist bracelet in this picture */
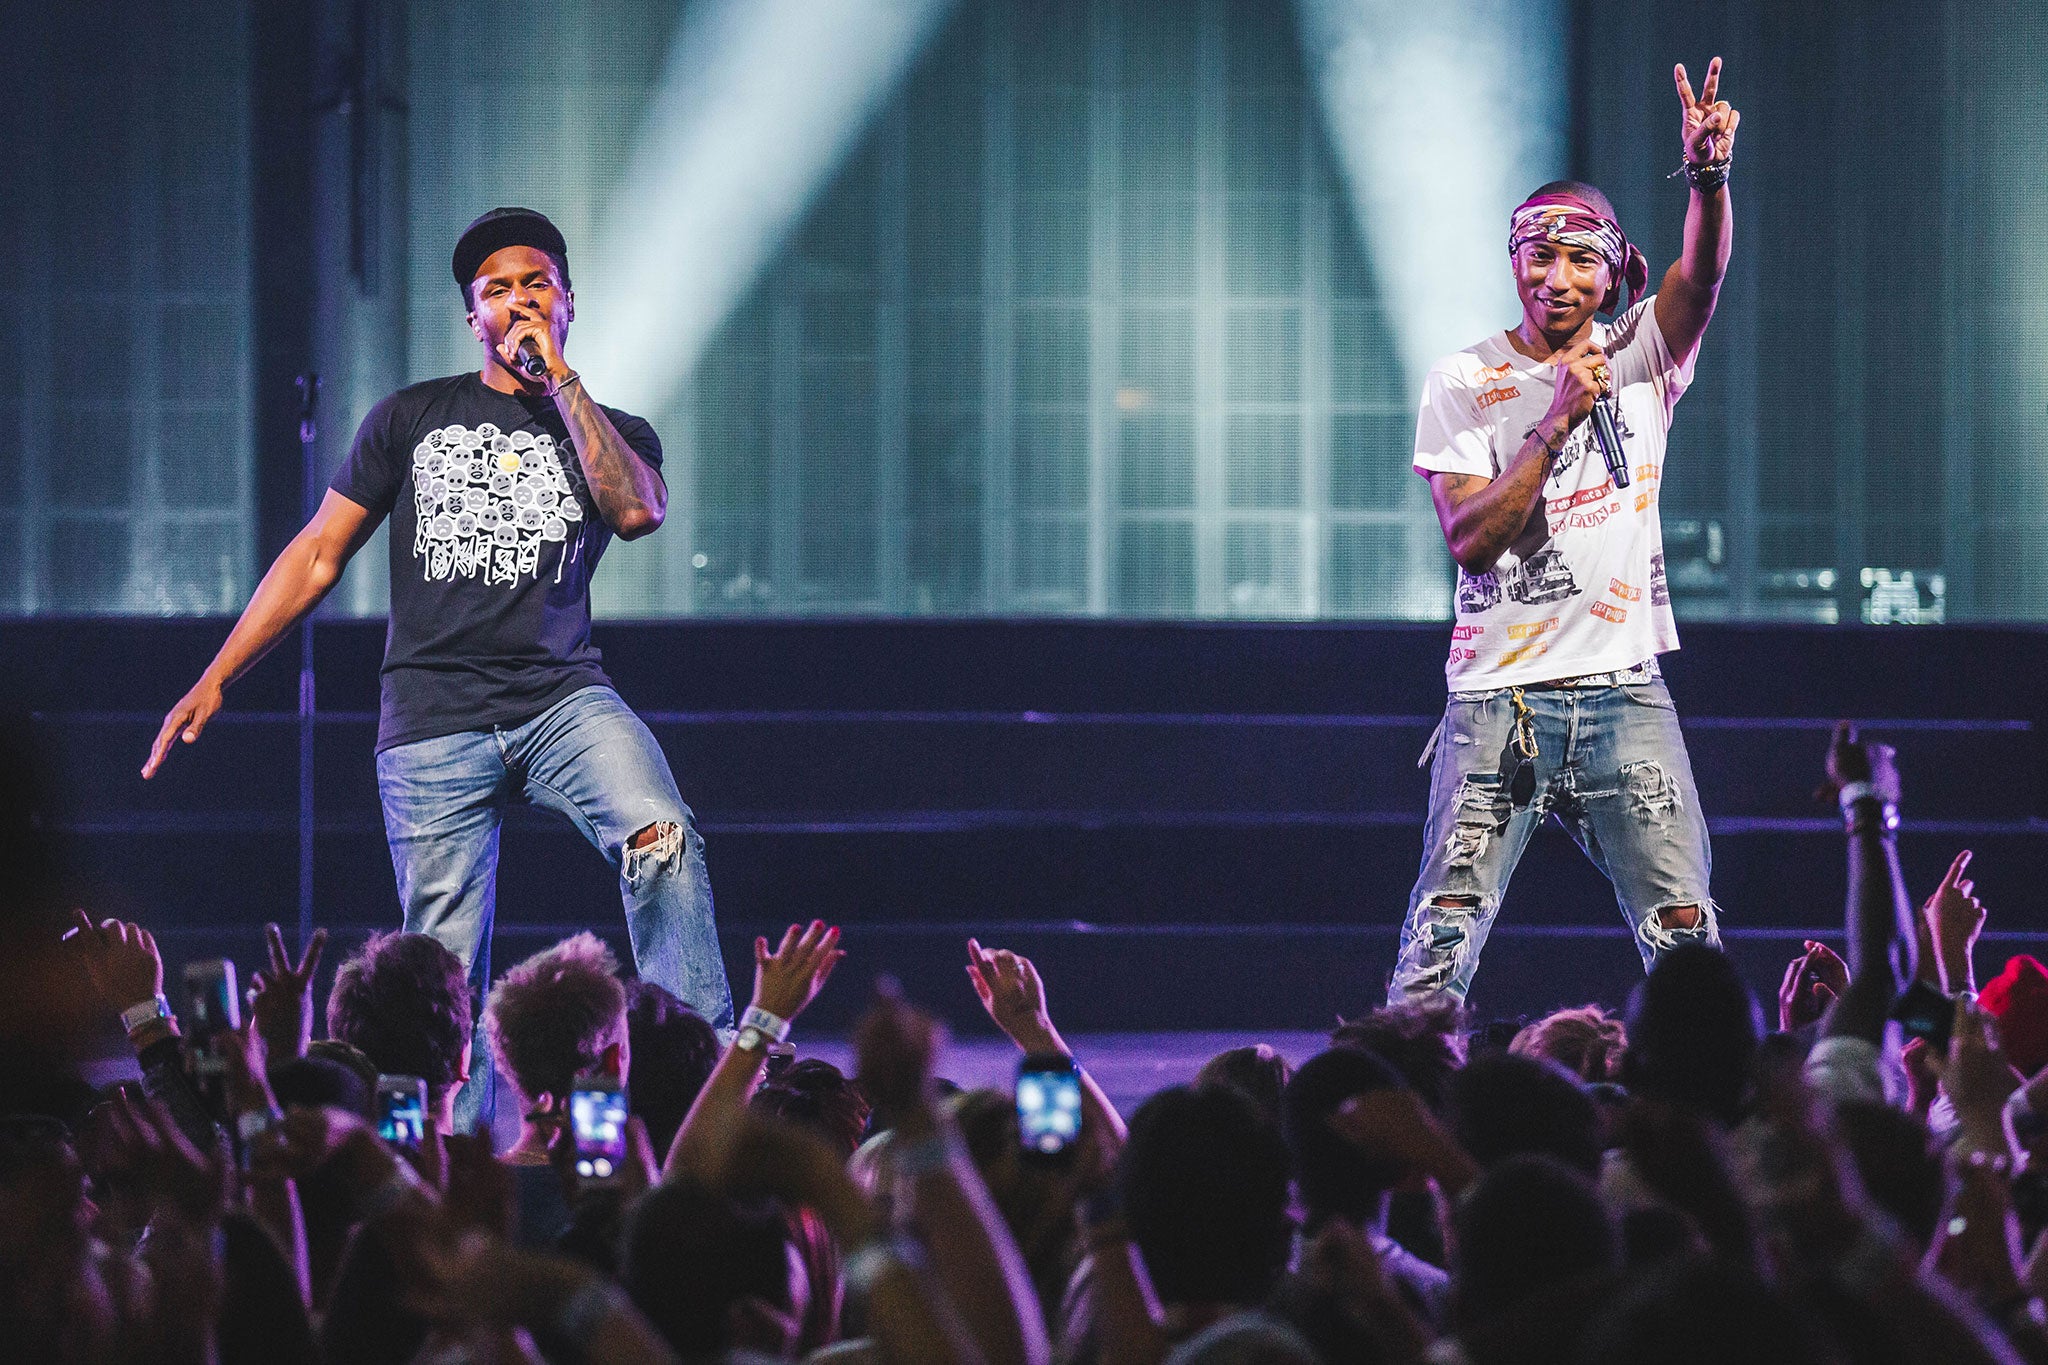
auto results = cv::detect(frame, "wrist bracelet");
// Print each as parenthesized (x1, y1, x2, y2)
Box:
(544, 369, 581, 398)
(739, 1004, 792, 1044)
(553, 1277, 630, 1343)
(1838, 783, 1899, 835)
(1669, 157, 1731, 191)
(122, 994, 173, 1034)
(1842, 798, 1900, 837)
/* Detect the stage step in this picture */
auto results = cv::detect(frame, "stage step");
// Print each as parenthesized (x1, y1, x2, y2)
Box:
(32, 709, 2034, 826)
(17, 619, 2048, 1025)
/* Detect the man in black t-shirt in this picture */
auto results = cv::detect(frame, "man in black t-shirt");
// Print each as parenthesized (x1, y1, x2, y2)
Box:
(146, 208, 734, 1128)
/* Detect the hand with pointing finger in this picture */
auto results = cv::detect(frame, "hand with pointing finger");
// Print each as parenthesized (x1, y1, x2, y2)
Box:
(1675, 56, 1740, 167)
(1924, 849, 1986, 996)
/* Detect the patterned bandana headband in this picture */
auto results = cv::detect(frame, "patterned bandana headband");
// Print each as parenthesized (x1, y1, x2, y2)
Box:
(1507, 194, 1650, 314)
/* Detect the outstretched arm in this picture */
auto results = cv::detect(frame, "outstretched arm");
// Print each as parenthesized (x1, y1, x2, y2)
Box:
(967, 939, 1126, 1157)
(1821, 723, 1915, 1043)
(662, 921, 843, 1181)
(1655, 57, 1740, 363)
(144, 490, 378, 778)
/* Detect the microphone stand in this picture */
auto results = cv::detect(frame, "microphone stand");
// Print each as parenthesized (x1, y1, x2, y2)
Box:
(294, 372, 321, 957)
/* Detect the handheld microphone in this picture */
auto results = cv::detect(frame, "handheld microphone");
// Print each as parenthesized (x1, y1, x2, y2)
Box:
(1589, 393, 1630, 490)
(515, 340, 549, 381)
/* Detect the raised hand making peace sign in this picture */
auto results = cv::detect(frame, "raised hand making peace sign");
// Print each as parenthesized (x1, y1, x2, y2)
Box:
(1675, 56, 1740, 166)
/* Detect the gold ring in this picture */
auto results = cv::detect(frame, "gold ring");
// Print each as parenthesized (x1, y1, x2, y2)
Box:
(1592, 364, 1611, 390)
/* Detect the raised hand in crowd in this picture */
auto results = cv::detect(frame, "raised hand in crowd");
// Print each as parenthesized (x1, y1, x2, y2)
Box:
(968, 938, 1127, 1154)
(754, 918, 846, 1022)
(1932, 997, 2023, 1161)
(103, 1084, 229, 1228)
(1926, 849, 1988, 998)
(1777, 939, 1849, 1033)
(1747, 1054, 2018, 1365)
(1283, 1217, 1435, 1364)
(1819, 721, 1915, 1045)
(664, 920, 843, 1180)
(858, 979, 1048, 1365)
(68, 908, 166, 1024)
(714, 1107, 988, 1365)
(248, 921, 327, 1061)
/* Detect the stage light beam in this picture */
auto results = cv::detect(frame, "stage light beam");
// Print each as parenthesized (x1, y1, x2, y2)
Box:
(575, 0, 959, 417)
(1291, 0, 1568, 613)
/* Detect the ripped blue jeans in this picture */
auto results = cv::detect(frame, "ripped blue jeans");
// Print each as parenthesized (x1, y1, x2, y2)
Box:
(1389, 672, 1718, 1003)
(376, 685, 735, 1131)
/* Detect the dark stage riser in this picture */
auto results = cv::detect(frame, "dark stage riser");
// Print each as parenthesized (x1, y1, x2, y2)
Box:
(10, 619, 2048, 1030)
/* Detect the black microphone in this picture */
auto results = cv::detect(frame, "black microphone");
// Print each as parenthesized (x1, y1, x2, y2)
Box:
(515, 340, 549, 381)
(1589, 393, 1630, 490)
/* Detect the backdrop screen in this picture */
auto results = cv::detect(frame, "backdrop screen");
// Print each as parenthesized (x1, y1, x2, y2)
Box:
(10, 0, 2046, 624)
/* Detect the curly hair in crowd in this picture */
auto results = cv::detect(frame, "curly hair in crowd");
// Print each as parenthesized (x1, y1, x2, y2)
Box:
(1509, 1004, 1628, 1083)
(1330, 999, 1469, 1113)
(482, 931, 628, 1102)
(325, 931, 472, 1100)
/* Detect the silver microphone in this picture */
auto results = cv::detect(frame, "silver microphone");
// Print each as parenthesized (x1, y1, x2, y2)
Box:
(1589, 392, 1630, 490)
(515, 339, 549, 381)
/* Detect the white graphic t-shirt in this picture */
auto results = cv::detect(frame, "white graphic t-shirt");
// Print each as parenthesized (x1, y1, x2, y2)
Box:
(1412, 297, 1695, 691)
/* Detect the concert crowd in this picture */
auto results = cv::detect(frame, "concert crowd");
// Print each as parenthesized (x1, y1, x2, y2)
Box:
(5, 721, 2048, 1365)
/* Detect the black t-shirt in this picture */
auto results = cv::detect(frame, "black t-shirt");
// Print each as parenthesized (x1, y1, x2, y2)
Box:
(331, 372, 661, 752)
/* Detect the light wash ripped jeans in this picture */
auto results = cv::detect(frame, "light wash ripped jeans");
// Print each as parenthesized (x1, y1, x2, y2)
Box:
(376, 684, 734, 1132)
(1389, 664, 1719, 1004)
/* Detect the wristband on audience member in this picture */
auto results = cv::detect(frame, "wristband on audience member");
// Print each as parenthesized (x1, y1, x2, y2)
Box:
(1837, 783, 1899, 836)
(122, 994, 173, 1034)
(842, 1234, 925, 1295)
(739, 1005, 792, 1044)
(553, 1277, 632, 1343)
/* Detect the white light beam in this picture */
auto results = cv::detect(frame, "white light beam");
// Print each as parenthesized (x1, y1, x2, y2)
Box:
(577, 0, 960, 415)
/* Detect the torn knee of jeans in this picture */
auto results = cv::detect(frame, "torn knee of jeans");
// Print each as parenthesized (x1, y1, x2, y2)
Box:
(1403, 896, 1483, 986)
(1639, 898, 1719, 952)
(1621, 760, 1681, 818)
(1422, 895, 1482, 953)
(622, 821, 684, 879)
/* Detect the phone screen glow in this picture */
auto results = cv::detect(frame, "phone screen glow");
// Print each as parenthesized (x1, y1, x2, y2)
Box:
(1017, 1069, 1083, 1154)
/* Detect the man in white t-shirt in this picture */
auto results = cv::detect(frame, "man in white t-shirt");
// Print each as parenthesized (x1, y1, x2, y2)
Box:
(1390, 59, 1742, 1003)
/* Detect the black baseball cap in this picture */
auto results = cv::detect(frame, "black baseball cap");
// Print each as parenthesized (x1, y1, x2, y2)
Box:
(452, 207, 570, 300)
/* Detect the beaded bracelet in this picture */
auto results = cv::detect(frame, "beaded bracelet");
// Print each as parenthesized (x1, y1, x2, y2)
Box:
(1669, 157, 1732, 192)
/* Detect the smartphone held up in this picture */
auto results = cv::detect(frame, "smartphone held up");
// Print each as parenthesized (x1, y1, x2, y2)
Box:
(1017, 1052, 1082, 1165)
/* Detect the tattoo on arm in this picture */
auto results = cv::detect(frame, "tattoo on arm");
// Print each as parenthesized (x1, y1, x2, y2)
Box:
(556, 380, 666, 536)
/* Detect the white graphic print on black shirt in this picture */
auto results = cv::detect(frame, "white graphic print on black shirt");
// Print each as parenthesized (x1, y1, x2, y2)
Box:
(410, 422, 589, 588)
